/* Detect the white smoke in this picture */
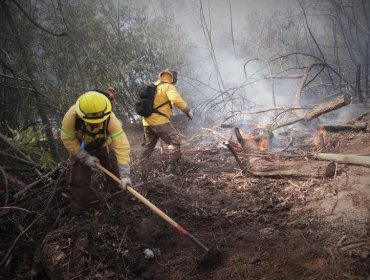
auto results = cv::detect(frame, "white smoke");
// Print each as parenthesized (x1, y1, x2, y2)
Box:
(138, 0, 301, 128)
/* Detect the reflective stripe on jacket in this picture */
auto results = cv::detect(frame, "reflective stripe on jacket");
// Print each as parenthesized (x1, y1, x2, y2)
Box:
(61, 105, 130, 164)
(142, 79, 189, 126)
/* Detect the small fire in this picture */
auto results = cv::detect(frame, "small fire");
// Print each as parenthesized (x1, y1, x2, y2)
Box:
(317, 124, 326, 135)
(313, 124, 326, 149)
(258, 137, 268, 151)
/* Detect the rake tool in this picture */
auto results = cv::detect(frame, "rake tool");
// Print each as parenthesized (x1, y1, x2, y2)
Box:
(96, 162, 223, 267)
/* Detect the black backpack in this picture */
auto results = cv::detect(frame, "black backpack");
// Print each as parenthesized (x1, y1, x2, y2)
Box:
(135, 83, 171, 118)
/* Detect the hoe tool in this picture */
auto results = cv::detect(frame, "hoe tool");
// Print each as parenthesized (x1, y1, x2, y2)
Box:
(96, 162, 223, 268)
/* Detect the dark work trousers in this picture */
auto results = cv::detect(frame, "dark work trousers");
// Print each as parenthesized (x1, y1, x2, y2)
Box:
(139, 122, 181, 172)
(67, 145, 120, 212)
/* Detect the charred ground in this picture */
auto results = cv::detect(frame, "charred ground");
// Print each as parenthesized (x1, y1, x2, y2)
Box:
(0, 114, 369, 280)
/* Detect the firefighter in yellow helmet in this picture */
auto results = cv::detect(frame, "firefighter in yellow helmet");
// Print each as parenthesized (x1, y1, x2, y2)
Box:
(139, 69, 193, 177)
(61, 91, 131, 212)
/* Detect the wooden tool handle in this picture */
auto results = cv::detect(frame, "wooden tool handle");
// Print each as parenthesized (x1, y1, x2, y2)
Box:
(96, 163, 178, 227)
(96, 162, 209, 251)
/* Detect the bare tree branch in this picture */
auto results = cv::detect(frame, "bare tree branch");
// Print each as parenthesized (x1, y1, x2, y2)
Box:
(10, 0, 67, 37)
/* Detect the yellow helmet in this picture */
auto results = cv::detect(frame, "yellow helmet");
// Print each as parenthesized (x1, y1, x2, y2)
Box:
(159, 69, 177, 84)
(76, 91, 112, 123)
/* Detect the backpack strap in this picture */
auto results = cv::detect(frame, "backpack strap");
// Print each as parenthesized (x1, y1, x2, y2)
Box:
(152, 83, 172, 119)
(75, 116, 84, 131)
(75, 116, 110, 152)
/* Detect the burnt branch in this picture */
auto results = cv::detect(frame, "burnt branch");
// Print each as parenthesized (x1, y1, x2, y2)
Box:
(222, 141, 247, 171)
(0, 165, 9, 206)
(0, 168, 65, 270)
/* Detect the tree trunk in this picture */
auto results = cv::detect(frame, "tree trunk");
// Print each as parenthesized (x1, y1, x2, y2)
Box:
(293, 67, 309, 106)
(57, 1, 86, 91)
(356, 64, 364, 103)
(365, 42, 369, 98)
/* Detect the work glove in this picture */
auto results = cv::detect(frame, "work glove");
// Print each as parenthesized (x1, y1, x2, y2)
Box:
(186, 109, 193, 120)
(75, 150, 99, 169)
(118, 164, 132, 191)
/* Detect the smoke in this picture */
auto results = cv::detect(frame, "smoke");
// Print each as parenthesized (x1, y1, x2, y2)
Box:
(140, 0, 301, 129)
(136, 0, 368, 151)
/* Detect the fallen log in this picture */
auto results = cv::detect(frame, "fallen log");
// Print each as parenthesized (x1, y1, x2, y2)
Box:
(248, 160, 336, 178)
(321, 122, 367, 132)
(275, 94, 352, 130)
(344, 112, 369, 124)
(314, 153, 370, 167)
(304, 94, 352, 121)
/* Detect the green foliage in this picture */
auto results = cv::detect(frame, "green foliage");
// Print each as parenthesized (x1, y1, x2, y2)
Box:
(8, 126, 56, 169)
(265, 116, 277, 140)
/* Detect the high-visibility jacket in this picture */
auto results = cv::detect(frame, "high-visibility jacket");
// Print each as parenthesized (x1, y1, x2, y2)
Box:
(142, 78, 189, 127)
(61, 105, 130, 165)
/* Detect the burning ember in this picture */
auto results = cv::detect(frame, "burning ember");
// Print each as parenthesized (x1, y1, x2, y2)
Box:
(317, 124, 326, 134)
(258, 137, 268, 151)
(313, 124, 326, 150)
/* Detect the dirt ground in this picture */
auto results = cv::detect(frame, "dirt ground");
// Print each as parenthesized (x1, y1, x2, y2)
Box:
(1, 114, 369, 280)
(124, 122, 370, 280)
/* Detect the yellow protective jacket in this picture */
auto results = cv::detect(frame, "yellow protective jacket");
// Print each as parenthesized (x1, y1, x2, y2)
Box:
(142, 70, 189, 126)
(61, 105, 130, 165)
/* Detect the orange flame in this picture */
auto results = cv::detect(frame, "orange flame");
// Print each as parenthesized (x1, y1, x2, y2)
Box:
(258, 137, 268, 151)
(312, 125, 326, 149)
(317, 124, 326, 135)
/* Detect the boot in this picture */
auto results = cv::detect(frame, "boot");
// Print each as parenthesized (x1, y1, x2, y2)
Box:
(165, 160, 178, 175)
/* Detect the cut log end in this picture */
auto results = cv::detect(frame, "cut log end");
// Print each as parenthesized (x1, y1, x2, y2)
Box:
(343, 93, 352, 105)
